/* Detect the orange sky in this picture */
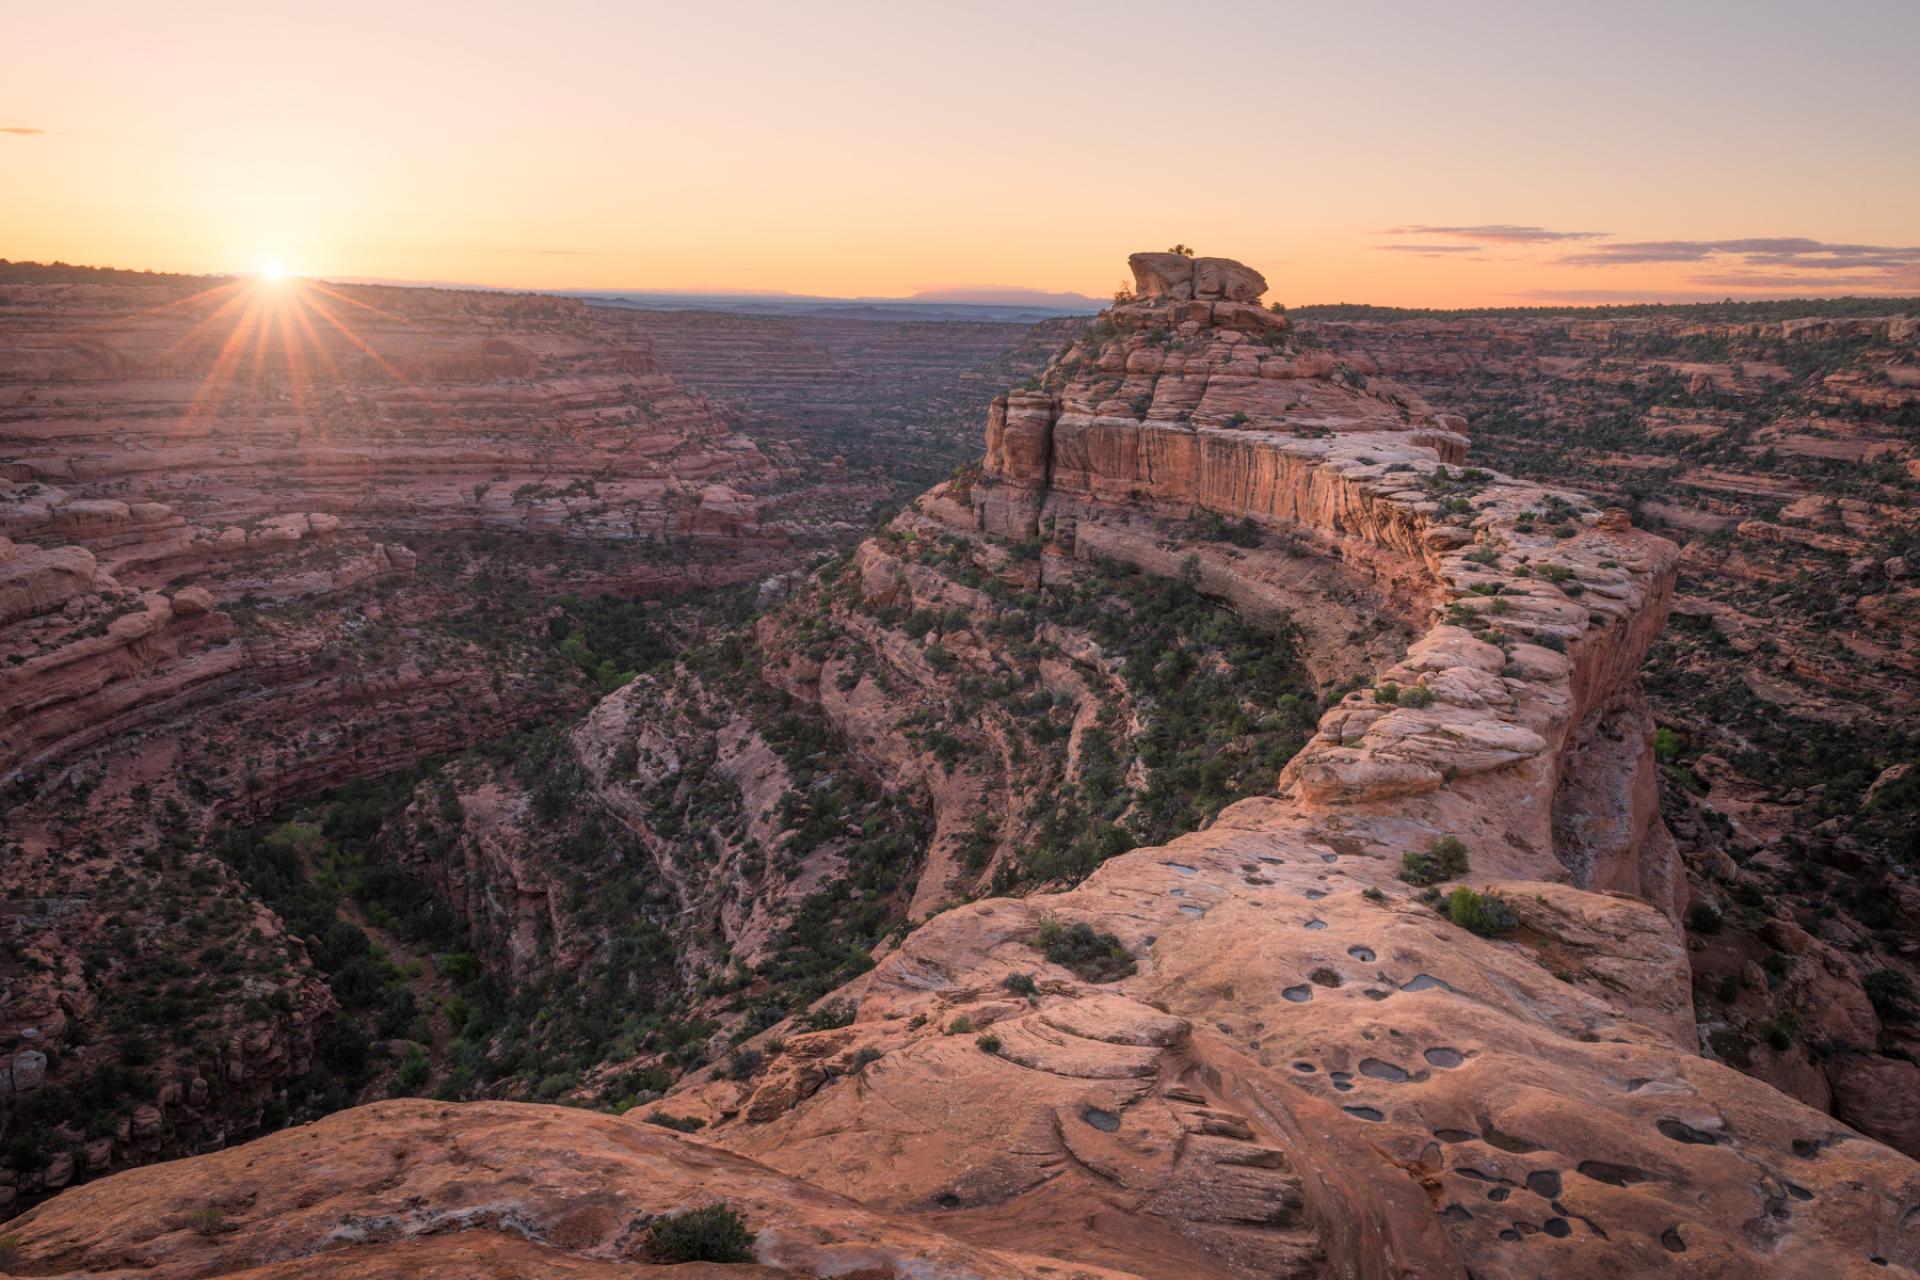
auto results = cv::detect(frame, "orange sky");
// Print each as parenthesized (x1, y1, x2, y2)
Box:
(5, 1, 1918, 306)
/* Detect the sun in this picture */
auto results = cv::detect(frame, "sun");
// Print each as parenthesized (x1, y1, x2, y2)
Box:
(259, 260, 287, 282)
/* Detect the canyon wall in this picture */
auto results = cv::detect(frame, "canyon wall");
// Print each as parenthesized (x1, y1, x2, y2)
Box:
(15, 256, 1918, 1278)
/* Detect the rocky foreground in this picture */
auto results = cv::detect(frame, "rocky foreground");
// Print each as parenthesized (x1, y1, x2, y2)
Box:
(11, 255, 1916, 1276)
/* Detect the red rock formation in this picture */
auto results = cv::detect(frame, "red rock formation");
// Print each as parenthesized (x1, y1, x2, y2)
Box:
(17, 256, 1917, 1278)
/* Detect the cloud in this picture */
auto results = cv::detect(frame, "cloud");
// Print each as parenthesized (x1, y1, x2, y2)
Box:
(1, 125, 47, 136)
(1376, 244, 1483, 256)
(1514, 288, 1759, 303)
(1561, 237, 1920, 270)
(1388, 224, 1608, 243)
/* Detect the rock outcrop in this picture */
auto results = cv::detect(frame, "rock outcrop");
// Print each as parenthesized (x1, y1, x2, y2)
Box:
(10, 257, 1918, 1278)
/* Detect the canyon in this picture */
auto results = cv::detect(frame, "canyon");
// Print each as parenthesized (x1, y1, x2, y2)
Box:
(2, 254, 1917, 1278)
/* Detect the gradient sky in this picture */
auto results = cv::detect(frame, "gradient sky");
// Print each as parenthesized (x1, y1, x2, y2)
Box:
(6, 0, 1919, 306)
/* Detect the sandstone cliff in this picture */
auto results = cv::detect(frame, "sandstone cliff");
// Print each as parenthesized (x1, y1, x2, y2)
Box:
(14, 256, 1917, 1278)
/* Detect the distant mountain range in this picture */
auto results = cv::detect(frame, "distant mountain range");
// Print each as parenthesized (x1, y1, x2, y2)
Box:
(565, 286, 1102, 322)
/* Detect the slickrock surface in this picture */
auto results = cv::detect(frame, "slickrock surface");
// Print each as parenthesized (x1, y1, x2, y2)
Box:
(1298, 306, 1920, 1143)
(641, 262, 1918, 1277)
(10, 258, 1918, 1279)
(6, 1099, 1132, 1279)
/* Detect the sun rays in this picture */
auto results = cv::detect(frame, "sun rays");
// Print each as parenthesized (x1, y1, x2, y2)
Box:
(160, 274, 440, 439)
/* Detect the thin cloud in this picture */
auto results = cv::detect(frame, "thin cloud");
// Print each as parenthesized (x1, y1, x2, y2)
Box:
(2, 125, 47, 136)
(1561, 237, 1920, 269)
(1388, 224, 1608, 243)
(1376, 244, 1483, 256)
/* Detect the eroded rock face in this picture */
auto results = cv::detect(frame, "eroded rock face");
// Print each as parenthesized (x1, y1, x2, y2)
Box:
(644, 260, 1919, 1277)
(1129, 252, 1269, 303)
(13, 255, 1919, 1279)
(4, 1100, 1121, 1279)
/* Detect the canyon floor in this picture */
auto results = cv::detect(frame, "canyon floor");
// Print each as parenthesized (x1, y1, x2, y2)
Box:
(2, 255, 1916, 1278)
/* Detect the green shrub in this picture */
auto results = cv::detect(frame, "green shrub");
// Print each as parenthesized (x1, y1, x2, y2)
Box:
(1685, 903, 1724, 935)
(1375, 682, 1400, 704)
(644, 1204, 756, 1264)
(1033, 917, 1136, 983)
(1002, 972, 1037, 997)
(1399, 685, 1437, 709)
(947, 1015, 974, 1035)
(1446, 886, 1516, 937)
(646, 1112, 705, 1133)
(1865, 969, 1913, 1021)
(800, 998, 856, 1031)
(976, 1033, 1003, 1054)
(1400, 836, 1470, 887)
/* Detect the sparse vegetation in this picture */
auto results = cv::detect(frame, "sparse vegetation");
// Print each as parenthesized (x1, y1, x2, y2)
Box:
(643, 1204, 756, 1264)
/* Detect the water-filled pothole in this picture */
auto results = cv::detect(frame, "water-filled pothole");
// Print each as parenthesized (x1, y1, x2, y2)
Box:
(1343, 1105, 1385, 1122)
(1282, 985, 1313, 1003)
(1348, 945, 1375, 962)
(1401, 973, 1453, 993)
(1424, 1047, 1464, 1068)
(1657, 1118, 1719, 1146)
(1359, 1058, 1409, 1083)
(1081, 1108, 1121, 1132)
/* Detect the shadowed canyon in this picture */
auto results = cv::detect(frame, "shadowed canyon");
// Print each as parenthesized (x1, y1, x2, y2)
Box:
(2, 254, 1917, 1278)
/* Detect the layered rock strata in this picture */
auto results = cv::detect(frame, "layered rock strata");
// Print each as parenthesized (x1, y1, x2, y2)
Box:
(12, 257, 1919, 1278)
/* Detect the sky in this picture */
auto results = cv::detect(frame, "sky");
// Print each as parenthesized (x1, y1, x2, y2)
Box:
(5, 0, 1919, 307)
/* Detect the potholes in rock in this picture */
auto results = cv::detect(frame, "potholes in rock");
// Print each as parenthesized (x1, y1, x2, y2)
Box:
(1575, 1160, 1653, 1187)
(1358, 1058, 1410, 1083)
(1439, 1203, 1473, 1222)
(1660, 1227, 1687, 1253)
(1303, 889, 1329, 900)
(1165, 862, 1198, 876)
(1169, 888, 1185, 898)
(1454, 1167, 1498, 1183)
(1786, 1183, 1814, 1202)
(1178, 905, 1205, 916)
(1292, 1061, 1316, 1073)
(1348, 945, 1375, 962)
(1657, 1118, 1720, 1146)
(1791, 1133, 1847, 1159)
(1488, 1187, 1512, 1202)
(1525, 1171, 1562, 1199)
(1433, 1128, 1475, 1143)
(1309, 967, 1342, 987)
(1283, 985, 1313, 1003)
(1483, 1124, 1542, 1154)
(1498, 1229, 1521, 1243)
(1400, 973, 1453, 993)
(1423, 1047, 1464, 1068)
(1304, 919, 1328, 931)
(1081, 1108, 1121, 1133)
(1320, 853, 1339, 864)
(1329, 1071, 1353, 1092)
(1343, 1105, 1385, 1122)
(1543, 1218, 1572, 1239)
(1362, 988, 1391, 1001)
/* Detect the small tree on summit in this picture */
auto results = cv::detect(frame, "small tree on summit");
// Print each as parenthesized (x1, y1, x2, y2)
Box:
(1167, 243, 1195, 258)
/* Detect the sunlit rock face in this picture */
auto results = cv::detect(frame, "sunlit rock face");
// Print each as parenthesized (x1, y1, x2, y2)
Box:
(658, 257, 1919, 1279)
(10, 257, 1919, 1280)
